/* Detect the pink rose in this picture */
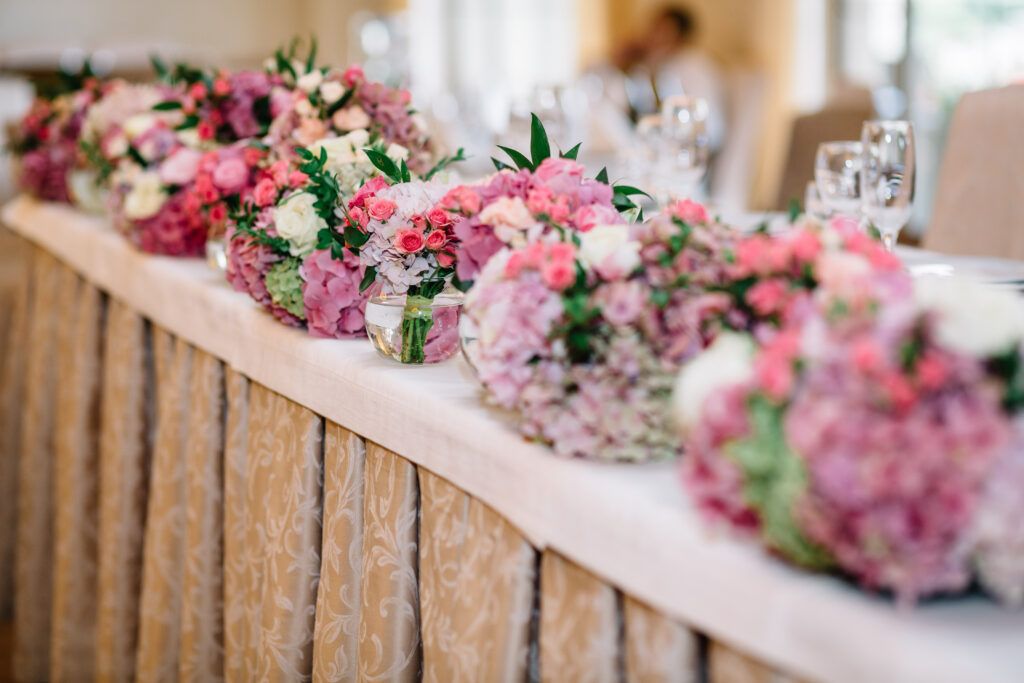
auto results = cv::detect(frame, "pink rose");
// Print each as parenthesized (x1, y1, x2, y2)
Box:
(745, 279, 788, 316)
(348, 206, 368, 228)
(395, 229, 425, 254)
(342, 65, 365, 88)
(851, 338, 883, 373)
(159, 148, 202, 186)
(436, 251, 455, 268)
(541, 259, 575, 290)
(288, 170, 308, 188)
(425, 230, 447, 250)
(350, 176, 389, 208)
(504, 251, 526, 279)
(443, 186, 481, 214)
(366, 197, 397, 221)
(789, 229, 822, 264)
(427, 207, 452, 228)
(253, 178, 277, 207)
(212, 158, 249, 192)
(572, 204, 621, 232)
(547, 242, 575, 264)
(668, 198, 709, 224)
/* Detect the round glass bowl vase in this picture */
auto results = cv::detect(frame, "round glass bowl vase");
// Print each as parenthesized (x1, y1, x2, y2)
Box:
(205, 238, 227, 273)
(364, 292, 463, 365)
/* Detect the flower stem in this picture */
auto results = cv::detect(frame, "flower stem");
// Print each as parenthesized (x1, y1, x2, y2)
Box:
(400, 295, 435, 364)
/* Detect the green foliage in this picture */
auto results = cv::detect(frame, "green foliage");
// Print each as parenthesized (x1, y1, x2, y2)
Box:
(787, 197, 802, 223)
(79, 140, 115, 184)
(424, 148, 467, 180)
(152, 100, 182, 111)
(529, 113, 551, 166)
(295, 146, 342, 225)
(724, 395, 834, 570)
(560, 142, 582, 160)
(363, 147, 410, 184)
(358, 265, 377, 293)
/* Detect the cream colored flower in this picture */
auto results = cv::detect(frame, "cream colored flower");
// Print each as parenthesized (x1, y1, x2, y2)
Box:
(297, 69, 323, 93)
(273, 191, 327, 257)
(331, 106, 371, 132)
(122, 113, 157, 141)
(578, 224, 641, 280)
(914, 275, 1024, 358)
(673, 332, 755, 434)
(122, 171, 168, 220)
(319, 80, 345, 104)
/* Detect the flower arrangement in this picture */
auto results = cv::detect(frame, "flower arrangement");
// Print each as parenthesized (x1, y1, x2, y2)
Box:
(106, 113, 209, 256)
(10, 74, 103, 203)
(462, 199, 734, 460)
(445, 115, 643, 287)
(188, 142, 270, 240)
(675, 265, 1024, 605)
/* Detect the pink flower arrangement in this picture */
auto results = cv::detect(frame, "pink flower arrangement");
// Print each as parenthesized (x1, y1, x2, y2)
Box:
(188, 143, 272, 238)
(463, 199, 734, 461)
(676, 253, 1024, 605)
(225, 207, 304, 327)
(447, 157, 621, 285)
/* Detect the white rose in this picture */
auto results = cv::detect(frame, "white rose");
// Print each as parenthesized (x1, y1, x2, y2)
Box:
(122, 171, 168, 220)
(578, 224, 641, 280)
(297, 69, 323, 93)
(273, 192, 327, 257)
(122, 113, 157, 141)
(673, 332, 756, 434)
(308, 130, 371, 175)
(319, 80, 345, 104)
(176, 127, 202, 149)
(914, 275, 1024, 358)
(263, 57, 276, 72)
(104, 133, 128, 159)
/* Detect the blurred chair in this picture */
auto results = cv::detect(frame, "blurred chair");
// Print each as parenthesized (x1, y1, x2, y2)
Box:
(923, 84, 1024, 259)
(710, 69, 766, 212)
(774, 102, 873, 210)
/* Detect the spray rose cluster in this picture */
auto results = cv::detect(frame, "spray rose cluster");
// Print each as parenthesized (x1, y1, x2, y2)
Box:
(675, 235, 1024, 606)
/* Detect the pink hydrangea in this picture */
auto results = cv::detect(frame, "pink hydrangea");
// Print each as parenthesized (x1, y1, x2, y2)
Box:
(113, 186, 208, 256)
(225, 213, 303, 327)
(300, 248, 369, 339)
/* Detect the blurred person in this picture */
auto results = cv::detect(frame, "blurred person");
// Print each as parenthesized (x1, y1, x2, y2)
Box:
(641, 6, 727, 150)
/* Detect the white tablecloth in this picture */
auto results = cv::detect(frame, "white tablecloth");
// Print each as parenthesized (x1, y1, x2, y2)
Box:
(4, 196, 1023, 683)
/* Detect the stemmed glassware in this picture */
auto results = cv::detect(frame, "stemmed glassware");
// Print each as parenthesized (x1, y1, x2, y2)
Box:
(860, 120, 915, 252)
(661, 95, 710, 201)
(814, 141, 863, 220)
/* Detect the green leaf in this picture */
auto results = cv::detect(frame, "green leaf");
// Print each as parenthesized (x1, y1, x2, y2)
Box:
(150, 55, 169, 80)
(126, 145, 148, 168)
(153, 100, 182, 111)
(359, 265, 377, 293)
(363, 148, 403, 183)
(651, 289, 671, 308)
(424, 148, 468, 181)
(497, 145, 533, 171)
(325, 87, 354, 116)
(343, 225, 369, 248)
(305, 35, 318, 73)
(174, 114, 200, 131)
(275, 51, 297, 81)
(595, 167, 610, 184)
(529, 113, 551, 166)
(787, 198, 802, 223)
(613, 184, 652, 199)
(491, 157, 512, 172)
(560, 142, 582, 160)
(399, 159, 411, 183)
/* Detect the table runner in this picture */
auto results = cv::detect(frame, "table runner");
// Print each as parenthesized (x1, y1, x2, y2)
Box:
(3, 196, 1024, 683)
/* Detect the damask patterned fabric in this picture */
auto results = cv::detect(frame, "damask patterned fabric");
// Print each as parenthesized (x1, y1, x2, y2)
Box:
(232, 382, 323, 682)
(0, 233, 30, 620)
(539, 550, 620, 683)
(14, 249, 75, 681)
(135, 332, 193, 682)
(223, 369, 251, 683)
(708, 641, 806, 683)
(49, 280, 104, 681)
(95, 298, 152, 683)
(623, 596, 698, 683)
(418, 469, 535, 683)
(312, 423, 366, 682)
(358, 443, 421, 683)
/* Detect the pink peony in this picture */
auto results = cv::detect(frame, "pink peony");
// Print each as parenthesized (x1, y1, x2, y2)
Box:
(159, 148, 202, 186)
(212, 157, 249, 192)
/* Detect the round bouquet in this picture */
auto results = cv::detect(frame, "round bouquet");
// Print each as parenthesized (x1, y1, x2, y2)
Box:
(265, 56, 433, 174)
(676, 266, 1024, 605)
(74, 79, 168, 211)
(107, 115, 207, 256)
(11, 79, 102, 203)
(447, 115, 640, 287)
(463, 199, 735, 461)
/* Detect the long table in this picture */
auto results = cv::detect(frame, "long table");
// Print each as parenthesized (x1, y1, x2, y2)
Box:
(3, 195, 1023, 683)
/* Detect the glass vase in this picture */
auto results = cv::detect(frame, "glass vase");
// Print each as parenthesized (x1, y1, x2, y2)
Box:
(364, 292, 463, 365)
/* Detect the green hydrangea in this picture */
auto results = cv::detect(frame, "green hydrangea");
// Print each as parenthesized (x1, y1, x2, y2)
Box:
(265, 257, 307, 321)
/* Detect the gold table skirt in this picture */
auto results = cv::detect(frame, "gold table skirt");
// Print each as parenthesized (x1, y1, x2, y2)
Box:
(0, 234, 798, 682)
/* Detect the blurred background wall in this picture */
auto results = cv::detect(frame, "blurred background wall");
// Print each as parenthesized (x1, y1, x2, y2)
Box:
(2, 0, 1024, 232)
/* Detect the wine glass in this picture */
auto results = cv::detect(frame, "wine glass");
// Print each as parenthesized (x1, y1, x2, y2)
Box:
(660, 95, 710, 200)
(634, 114, 668, 203)
(860, 120, 915, 252)
(814, 141, 863, 219)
